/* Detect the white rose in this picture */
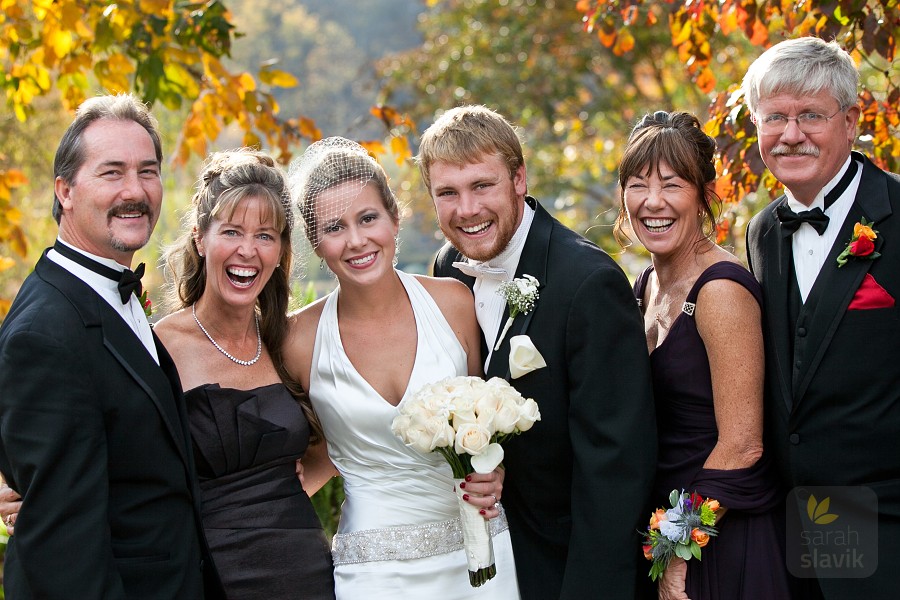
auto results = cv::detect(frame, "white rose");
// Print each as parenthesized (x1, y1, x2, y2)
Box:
(401, 413, 455, 454)
(515, 398, 541, 432)
(492, 397, 522, 434)
(508, 335, 547, 379)
(452, 409, 477, 429)
(454, 423, 491, 456)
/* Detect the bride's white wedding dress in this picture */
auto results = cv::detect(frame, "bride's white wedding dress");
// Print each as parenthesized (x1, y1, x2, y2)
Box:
(309, 270, 520, 599)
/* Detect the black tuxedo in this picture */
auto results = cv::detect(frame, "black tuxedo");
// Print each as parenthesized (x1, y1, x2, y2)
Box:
(0, 252, 222, 599)
(747, 152, 900, 598)
(435, 198, 656, 599)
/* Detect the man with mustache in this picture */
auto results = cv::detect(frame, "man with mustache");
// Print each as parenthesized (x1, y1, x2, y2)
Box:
(0, 94, 223, 599)
(743, 37, 900, 598)
(421, 105, 656, 599)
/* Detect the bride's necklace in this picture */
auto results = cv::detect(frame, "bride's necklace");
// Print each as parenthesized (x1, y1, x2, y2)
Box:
(192, 303, 262, 366)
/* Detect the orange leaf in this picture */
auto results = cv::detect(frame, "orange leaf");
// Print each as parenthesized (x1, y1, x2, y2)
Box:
(695, 67, 716, 94)
(749, 19, 768, 46)
(612, 27, 635, 56)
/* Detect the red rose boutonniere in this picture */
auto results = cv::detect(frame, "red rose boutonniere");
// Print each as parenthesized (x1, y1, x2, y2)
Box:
(139, 290, 153, 318)
(836, 218, 881, 267)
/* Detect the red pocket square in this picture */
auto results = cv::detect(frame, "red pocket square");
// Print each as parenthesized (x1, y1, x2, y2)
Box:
(848, 273, 895, 310)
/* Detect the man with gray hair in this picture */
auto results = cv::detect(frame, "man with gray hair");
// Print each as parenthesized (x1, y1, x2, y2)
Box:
(744, 37, 900, 598)
(0, 94, 223, 598)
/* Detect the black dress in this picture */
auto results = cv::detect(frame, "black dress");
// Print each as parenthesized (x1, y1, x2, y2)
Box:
(635, 262, 791, 600)
(186, 383, 335, 600)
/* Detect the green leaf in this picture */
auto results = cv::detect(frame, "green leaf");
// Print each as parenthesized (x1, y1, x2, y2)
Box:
(690, 540, 702, 560)
(675, 543, 692, 560)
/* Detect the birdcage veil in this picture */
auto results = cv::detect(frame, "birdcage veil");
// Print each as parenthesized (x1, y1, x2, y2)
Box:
(287, 137, 381, 252)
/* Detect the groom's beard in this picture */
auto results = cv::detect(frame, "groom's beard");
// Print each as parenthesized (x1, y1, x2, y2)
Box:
(439, 188, 519, 263)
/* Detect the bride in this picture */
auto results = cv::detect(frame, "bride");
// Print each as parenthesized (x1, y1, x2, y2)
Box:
(284, 138, 520, 598)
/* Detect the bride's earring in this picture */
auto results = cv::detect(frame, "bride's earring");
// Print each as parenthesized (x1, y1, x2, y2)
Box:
(393, 236, 400, 267)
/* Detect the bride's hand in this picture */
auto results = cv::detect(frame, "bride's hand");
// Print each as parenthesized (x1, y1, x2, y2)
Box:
(658, 557, 690, 600)
(0, 482, 22, 536)
(458, 468, 504, 521)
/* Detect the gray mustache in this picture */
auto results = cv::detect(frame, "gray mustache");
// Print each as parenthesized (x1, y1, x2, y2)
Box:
(769, 145, 820, 157)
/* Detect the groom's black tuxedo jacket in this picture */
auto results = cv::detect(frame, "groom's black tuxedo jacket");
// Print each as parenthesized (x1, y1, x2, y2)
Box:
(747, 152, 900, 598)
(435, 198, 656, 600)
(0, 252, 223, 599)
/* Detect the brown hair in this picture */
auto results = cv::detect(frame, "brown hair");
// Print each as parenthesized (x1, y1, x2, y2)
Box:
(164, 148, 323, 442)
(614, 111, 720, 247)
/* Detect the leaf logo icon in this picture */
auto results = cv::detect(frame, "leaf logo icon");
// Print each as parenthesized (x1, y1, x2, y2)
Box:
(807, 495, 839, 525)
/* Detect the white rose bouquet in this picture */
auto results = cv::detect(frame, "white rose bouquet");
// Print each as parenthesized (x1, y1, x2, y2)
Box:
(391, 376, 541, 586)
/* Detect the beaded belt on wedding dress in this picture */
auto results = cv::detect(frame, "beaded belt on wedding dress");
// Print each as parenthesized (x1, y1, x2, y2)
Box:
(331, 505, 510, 565)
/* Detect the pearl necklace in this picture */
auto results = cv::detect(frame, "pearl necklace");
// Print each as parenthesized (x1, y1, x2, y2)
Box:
(192, 304, 262, 366)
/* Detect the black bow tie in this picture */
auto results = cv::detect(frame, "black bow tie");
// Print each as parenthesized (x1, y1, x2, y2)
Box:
(53, 241, 144, 304)
(776, 205, 830, 236)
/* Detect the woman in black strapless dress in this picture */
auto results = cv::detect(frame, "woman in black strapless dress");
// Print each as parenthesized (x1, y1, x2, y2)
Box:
(156, 149, 334, 599)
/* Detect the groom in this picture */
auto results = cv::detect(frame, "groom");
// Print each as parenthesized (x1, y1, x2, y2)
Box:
(420, 105, 656, 599)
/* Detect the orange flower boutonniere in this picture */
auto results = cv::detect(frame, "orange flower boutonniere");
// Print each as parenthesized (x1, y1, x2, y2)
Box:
(836, 218, 881, 267)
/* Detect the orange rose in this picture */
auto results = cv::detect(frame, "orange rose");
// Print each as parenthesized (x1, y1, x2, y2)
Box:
(649, 508, 667, 530)
(691, 528, 710, 548)
(705, 499, 720, 512)
(854, 222, 877, 241)
(642, 544, 653, 560)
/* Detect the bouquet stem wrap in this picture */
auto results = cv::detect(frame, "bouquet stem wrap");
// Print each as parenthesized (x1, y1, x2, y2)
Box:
(454, 478, 496, 586)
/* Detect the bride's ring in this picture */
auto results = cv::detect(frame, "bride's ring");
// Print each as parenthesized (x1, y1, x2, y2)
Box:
(490, 494, 499, 508)
(4, 515, 13, 527)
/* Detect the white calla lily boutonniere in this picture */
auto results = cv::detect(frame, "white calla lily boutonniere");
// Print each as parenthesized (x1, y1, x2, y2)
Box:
(495, 274, 539, 351)
(508, 335, 547, 379)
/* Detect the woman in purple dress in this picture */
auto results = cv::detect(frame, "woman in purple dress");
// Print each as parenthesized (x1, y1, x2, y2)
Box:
(615, 111, 790, 600)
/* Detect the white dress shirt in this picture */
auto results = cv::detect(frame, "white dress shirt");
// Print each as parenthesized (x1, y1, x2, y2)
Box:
(786, 156, 861, 302)
(464, 203, 535, 370)
(48, 239, 159, 364)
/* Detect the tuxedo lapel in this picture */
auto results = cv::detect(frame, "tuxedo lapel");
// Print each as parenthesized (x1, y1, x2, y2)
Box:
(792, 156, 892, 403)
(100, 313, 190, 465)
(761, 198, 796, 412)
(486, 198, 551, 379)
(37, 254, 191, 467)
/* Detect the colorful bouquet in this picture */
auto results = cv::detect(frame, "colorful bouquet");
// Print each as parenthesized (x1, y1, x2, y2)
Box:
(391, 376, 540, 586)
(642, 490, 720, 581)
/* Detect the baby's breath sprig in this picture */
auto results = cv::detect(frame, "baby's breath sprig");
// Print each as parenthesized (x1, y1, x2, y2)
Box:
(494, 274, 539, 351)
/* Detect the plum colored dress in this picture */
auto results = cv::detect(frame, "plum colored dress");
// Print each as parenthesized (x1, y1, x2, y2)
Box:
(635, 261, 791, 600)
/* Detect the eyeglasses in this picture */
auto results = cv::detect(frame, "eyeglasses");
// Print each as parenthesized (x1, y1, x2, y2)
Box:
(754, 110, 844, 135)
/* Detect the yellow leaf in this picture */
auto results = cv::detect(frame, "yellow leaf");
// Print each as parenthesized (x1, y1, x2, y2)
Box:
(0, 298, 12, 319)
(390, 135, 411, 164)
(140, 0, 173, 15)
(45, 27, 75, 60)
(237, 72, 257, 92)
(259, 68, 298, 88)
(0, 256, 15, 272)
(358, 140, 385, 156)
